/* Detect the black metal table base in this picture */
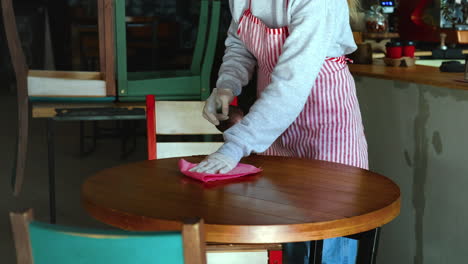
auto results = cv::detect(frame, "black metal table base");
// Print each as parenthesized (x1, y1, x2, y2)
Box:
(46, 107, 146, 223)
(309, 240, 324, 264)
(313, 228, 380, 264)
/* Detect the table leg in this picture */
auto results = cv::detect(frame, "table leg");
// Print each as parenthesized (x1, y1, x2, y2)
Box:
(46, 119, 56, 224)
(346, 227, 381, 264)
(282, 240, 323, 264)
(309, 240, 323, 264)
(356, 228, 381, 264)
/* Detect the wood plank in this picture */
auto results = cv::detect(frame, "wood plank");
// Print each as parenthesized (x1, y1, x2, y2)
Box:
(97, 0, 106, 80)
(207, 251, 268, 264)
(9, 210, 34, 264)
(157, 142, 223, 159)
(1, 0, 30, 196)
(28, 70, 103, 80)
(27, 76, 107, 97)
(182, 219, 207, 264)
(14, 78, 29, 196)
(156, 101, 221, 135)
(362, 32, 399, 40)
(103, 0, 116, 96)
(1, 0, 27, 76)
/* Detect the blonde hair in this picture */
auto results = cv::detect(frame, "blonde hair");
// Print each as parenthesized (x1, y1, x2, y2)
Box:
(347, 0, 360, 22)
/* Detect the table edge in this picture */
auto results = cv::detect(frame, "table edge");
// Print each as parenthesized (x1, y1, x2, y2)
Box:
(82, 196, 401, 244)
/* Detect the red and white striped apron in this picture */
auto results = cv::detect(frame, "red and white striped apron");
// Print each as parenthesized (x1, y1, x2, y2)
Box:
(237, 0, 368, 169)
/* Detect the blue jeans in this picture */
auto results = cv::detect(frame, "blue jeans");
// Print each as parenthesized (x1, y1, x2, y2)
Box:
(283, 237, 358, 264)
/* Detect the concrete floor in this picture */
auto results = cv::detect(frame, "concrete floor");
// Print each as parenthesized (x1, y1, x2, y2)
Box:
(0, 92, 148, 263)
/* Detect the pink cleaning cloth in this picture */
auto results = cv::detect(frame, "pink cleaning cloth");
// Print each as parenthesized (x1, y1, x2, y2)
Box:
(178, 159, 262, 183)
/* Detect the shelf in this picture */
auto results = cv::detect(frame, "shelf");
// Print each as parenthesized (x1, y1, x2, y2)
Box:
(363, 32, 400, 40)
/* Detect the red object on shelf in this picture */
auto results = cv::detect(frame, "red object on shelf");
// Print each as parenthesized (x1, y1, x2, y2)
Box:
(268, 250, 283, 264)
(403, 45, 415, 58)
(386, 46, 402, 59)
(386, 41, 403, 59)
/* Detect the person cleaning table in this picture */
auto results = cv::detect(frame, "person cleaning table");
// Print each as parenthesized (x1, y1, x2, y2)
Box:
(191, 0, 367, 263)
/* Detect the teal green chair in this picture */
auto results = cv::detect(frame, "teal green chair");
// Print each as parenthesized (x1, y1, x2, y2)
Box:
(9, 209, 206, 264)
(115, 0, 221, 101)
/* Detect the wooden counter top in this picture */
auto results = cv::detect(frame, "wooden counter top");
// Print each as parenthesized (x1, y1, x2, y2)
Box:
(349, 60, 468, 91)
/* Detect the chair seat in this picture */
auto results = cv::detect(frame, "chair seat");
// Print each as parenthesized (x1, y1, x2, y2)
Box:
(27, 70, 107, 97)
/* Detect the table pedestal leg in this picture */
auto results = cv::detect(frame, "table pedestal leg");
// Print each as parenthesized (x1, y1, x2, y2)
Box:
(309, 240, 324, 264)
(356, 227, 381, 264)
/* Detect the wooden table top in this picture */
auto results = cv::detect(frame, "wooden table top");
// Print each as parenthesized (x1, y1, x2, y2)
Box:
(349, 60, 468, 91)
(82, 156, 400, 244)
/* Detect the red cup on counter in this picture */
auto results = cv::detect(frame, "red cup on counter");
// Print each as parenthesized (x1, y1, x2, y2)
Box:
(402, 40, 416, 58)
(386, 41, 403, 59)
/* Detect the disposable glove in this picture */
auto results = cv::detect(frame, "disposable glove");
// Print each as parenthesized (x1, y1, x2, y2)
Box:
(189, 152, 238, 174)
(203, 88, 234, 126)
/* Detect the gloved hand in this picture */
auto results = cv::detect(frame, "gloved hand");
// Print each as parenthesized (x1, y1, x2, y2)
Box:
(190, 152, 238, 174)
(203, 88, 235, 126)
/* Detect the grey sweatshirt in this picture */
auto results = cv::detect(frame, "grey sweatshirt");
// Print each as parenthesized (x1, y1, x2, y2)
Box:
(216, 0, 357, 162)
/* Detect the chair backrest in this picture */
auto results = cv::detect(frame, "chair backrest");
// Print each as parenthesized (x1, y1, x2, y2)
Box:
(1, 0, 31, 196)
(115, 0, 221, 101)
(146, 95, 223, 160)
(1, 0, 116, 97)
(1, 0, 116, 196)
(97, 0, 117, 97)
(1, 0, 28, 82)
(10, 209, 206, 264)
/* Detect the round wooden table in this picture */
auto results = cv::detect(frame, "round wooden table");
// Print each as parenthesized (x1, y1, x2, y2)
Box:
(82, 156, 400, 244)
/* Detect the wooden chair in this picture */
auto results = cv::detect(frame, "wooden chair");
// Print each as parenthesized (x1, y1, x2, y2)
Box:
(10, 209, 206, 264)
(116, 0, 221, 101)
(145, 95, 281, 264)
(1, 0, 117, 196)
(145, 95, 223, 160)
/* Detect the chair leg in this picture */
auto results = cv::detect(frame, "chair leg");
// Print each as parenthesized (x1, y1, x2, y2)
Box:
(79, 121, 98, 157)
(46, 119, 56, 224)
(79, 121, 85, 156)
(120, 120, 128, 159)
(120, 120, 138, 159)
(354, 227, 381, 264)
(309, 240, 323, 264)
(12, 81, 29, 196)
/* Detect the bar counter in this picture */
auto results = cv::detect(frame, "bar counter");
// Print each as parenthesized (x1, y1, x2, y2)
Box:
(349, 59, 468, 264)
(349, 60, 468, 91)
